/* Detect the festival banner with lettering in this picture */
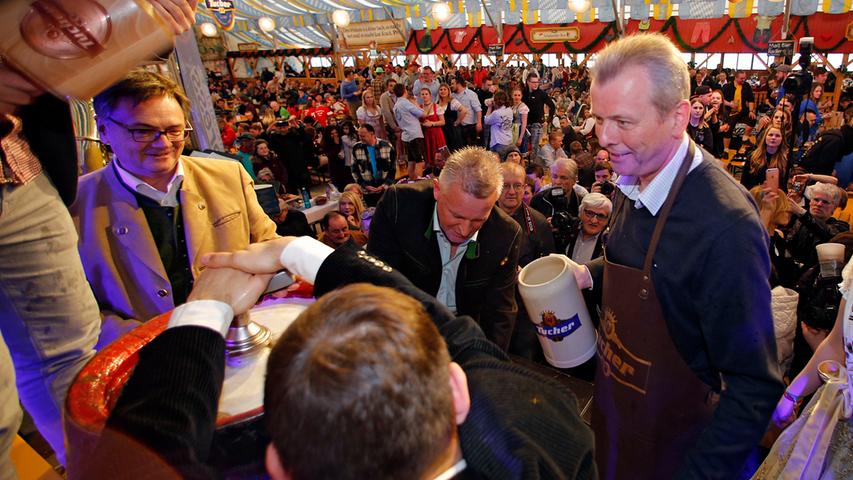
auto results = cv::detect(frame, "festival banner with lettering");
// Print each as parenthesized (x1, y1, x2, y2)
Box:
(405, 12, 852, 55)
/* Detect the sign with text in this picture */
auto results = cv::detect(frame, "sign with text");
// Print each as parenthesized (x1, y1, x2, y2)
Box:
(530, 27, 580, 43)
(339, 20, 405, 49)
(237, 42, 259, 51)
(768, 40, 794, 57)
(487, 43, 504, 56)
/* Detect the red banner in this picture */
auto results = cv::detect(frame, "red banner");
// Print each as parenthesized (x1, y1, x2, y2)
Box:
(405, 13, 852, 55)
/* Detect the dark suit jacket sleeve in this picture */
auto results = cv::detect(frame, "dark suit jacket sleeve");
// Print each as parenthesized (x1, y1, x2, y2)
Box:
(367, 185, 403, 265)
(88, 327, 225, 479)
(477, 228, 521, 351)
(315, 245, 509, 365)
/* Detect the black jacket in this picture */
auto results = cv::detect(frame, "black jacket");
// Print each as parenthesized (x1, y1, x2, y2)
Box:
(90, 246, 596, 479)
(368, 181, 522, 351)
(19, 94, 79, 205)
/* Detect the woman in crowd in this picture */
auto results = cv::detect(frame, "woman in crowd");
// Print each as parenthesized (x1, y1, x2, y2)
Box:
(751, 186, 798, 287)
(510, 86, 530, 152)
(356, 90, 386, 140)
(321, 125, 350, 192)
(338, 191, 366, 232)
(741, 126, 789, 191)
(419, 88, 447, 169)
(502, 146, 524, 165)
(340, 121, 358, 169)
(435, 83, 467, 153)
(753, 253, 853, 478)
(573, 105, 596, 141)
(484, 90, 514, 155)
(707, 89, 729, 158)
(252, 139, 287, 189)
(687, 98, 715, 153)
(799, 84, 825, 127)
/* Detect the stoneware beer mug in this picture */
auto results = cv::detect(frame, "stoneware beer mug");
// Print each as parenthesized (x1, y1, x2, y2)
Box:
(816, 242, 844, 278)
(0, 0, 173, 100)
(518, 254, 596, 368)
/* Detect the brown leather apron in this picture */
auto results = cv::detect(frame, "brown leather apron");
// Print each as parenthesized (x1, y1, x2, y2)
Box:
(592, 142, 718, 480)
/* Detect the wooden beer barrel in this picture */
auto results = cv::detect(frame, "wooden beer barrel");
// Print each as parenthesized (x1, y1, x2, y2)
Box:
(65, 290, 313, 477)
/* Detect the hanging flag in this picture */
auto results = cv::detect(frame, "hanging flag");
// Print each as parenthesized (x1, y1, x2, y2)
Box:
(443, 13, 468, 28)
(728, 0, 755, 18)
(822, 0, 852, 13)
(504, 11, 522, 23)
(540, 9, 574, 23)
(757, 0, 784, 15)
(598, 4, 616, 20)
(791, 0, 818, 14)
(653, 0, 673, 19)
(577, 6, 597, 22)
(679, 0, 726, 18)
(628, 0, 651, 19)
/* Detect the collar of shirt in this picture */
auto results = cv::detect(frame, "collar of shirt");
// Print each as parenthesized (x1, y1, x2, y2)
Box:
(432, 459, 467, 480)
(433, 205, 479, 250)
(615, 135, 702, 216)
(113, 157, 184, 207)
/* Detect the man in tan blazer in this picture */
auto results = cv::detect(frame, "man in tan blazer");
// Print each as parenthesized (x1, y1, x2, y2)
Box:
(70, 71, 277, 348)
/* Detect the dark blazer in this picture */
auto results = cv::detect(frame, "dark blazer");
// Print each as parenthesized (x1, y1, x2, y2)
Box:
(19, 94, 78, 205)
(91, 245, 596, 480)
(368, 181, 522, 351)
(565, 228, 604, 261)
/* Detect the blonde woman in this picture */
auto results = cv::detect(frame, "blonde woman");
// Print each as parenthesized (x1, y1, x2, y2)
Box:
(338, 190, 365, 231)
(357, 90, 386, 140)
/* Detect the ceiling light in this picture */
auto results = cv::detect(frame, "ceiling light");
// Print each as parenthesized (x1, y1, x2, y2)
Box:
(200, 22, 218, 37)
(568, 0, 590, 12)
(332, 9, 351, 27)
(432, 3, 451, 22)
(258, 17, 276, 33)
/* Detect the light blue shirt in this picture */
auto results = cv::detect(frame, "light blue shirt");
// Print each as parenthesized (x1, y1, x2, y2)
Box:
(452, 88, 482, 125)
(412, 78, 439, 105)
(433, 206, 478, 313)
(616, 134, 703, 215)
(394, 97, 425, 142)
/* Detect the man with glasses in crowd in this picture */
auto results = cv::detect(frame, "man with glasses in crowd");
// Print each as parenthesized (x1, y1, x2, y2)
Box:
(565, 193, 611, 262)
(522, 74, 556, 160)
(70, 70, 278, 347)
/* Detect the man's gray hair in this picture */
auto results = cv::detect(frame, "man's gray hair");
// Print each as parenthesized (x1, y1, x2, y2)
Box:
(438, 147, 504, 198)
(550, 158, 578, 179)
(590, 33, 689, 118)
(580, 192, 613, 215)
(499, 161, 525, 179)
(806, 182, 843, 207)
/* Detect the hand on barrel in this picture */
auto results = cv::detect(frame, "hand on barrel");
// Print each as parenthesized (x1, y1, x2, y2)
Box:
(149, 0, 198, 36)
(0, 64, 44, 115)
(201, 237, 297, 274)
(188, 267, 272, 316)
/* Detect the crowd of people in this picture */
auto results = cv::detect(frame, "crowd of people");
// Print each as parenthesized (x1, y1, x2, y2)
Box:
(3, 0, 853, 476)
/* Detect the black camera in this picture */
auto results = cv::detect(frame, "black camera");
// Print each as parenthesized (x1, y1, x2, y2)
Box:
(598, 181, 615, 196)
(551, 210, 576, 231)
(783, 37, 814, 96)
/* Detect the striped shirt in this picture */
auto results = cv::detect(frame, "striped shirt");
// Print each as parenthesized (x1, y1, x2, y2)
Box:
(0, 114, 42, 185)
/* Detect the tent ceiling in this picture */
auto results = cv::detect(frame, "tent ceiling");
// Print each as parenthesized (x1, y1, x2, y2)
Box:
(195, 0, 850, 49)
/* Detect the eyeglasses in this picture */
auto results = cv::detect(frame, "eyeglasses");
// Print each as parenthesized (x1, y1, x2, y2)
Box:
(582, 209, 609, 221)
(106, 117, 192, 143)
(502, 183, 525, 191)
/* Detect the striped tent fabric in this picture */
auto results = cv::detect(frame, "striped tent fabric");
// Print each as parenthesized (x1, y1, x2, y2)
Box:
(757, 0, 784, 16)
(728, 0, 755, 18)
(679, 0, 727, 18)
(627, 0, 651, 19)
(791, 0, 819, 15)
(823, 0, 852, 13)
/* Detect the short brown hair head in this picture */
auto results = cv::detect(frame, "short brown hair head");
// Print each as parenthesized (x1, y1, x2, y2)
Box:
(93, 69, 191, 120)
(264, 284, 454, 480)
